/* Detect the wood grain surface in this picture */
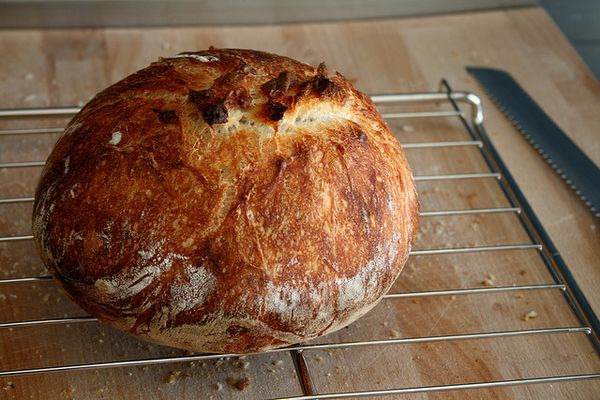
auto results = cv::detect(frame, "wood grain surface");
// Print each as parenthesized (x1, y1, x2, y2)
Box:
(0, 6, 599, 399)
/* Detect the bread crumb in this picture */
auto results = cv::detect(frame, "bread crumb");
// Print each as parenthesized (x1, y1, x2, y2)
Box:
(519, 270, 527, 276)
(238, 360, 250, 370)
(514, 293, 524, 299)
(126, 371, 133, 376)
(389, 329, 401, 338)
(401, 125, 415, 132)
(24, 73, 34, 80)
(460, 192, 479, 202)
(411, 299, 420, 304)
(226, 376, 251, 391)
(165, 370, 181, 384)
(77, 100, 85, 107)
(0, 293, 6, 301)
(214, 382, 223, 391)
(326, 372, 332, 377)
(382, 321, 389, 327)
(272, 360, 283, 366)
(61, 385, 75, 398)
(522, 310, 538, 321)
(450, 295, 457, 300)
(2, 382, 14, 390)
(481, 274, 495, 286)
(24, 94, 37, 102)
(315, 355, 323, 362)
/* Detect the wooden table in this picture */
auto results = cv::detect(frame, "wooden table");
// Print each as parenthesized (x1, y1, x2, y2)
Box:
(0, 6, 599, 399)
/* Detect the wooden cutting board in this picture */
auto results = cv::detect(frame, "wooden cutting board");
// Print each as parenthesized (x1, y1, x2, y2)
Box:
(0, 6, 599, 399)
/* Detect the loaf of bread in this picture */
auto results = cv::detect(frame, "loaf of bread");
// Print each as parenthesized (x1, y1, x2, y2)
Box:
(32, 49, 419, 353)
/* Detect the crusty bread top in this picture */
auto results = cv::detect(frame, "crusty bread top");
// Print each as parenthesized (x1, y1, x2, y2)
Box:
(33, 49, 419, 352)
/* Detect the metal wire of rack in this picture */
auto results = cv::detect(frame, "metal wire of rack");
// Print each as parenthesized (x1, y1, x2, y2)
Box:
(0, 80, 599, 398)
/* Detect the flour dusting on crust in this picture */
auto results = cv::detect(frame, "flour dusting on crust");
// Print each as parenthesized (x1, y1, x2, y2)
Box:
(170, 265, 217, 315)
(336, 233, 400, 312)
(93, 242, 216, 321)
(170, 54, 219, 63)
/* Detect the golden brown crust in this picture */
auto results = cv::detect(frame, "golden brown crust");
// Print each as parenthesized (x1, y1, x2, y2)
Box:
(32, 48, 419, 353)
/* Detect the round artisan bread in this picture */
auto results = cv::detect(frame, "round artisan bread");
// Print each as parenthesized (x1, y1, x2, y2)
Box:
(32, 48, 419, 353)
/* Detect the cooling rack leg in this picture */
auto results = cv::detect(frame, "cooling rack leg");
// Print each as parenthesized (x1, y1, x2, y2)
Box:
(290, 349, 317, 398)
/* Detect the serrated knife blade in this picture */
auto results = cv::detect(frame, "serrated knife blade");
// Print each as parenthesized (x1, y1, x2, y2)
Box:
(467, 67, 600, 218)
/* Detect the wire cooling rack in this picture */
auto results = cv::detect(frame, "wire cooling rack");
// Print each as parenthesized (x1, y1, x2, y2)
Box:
(0, 80, 599, 399)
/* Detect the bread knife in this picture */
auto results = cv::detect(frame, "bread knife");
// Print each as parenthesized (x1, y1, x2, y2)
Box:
(467, 67, 600, 218)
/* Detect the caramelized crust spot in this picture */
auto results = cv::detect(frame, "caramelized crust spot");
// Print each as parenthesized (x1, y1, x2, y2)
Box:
(152, 109, 179, 124)
(264, 99, 288, 121)
(188, 60, 257, 125)
(202, 101, 229, 125)
(261, 71, 292, 98)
